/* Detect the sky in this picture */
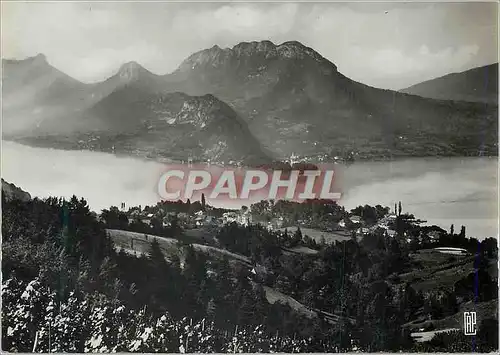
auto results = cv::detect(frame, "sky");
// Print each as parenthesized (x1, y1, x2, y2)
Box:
(2, 1, 498, 90)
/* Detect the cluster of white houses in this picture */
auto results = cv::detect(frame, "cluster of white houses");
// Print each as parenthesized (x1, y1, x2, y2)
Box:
(121, 203, 450, 252)
(338, 213, 399, 238)
(123, 207, 255, 229)
(341, 213, 443, 245)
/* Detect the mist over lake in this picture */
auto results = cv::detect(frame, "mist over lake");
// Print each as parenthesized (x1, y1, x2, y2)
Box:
(2, 140, 497, 239)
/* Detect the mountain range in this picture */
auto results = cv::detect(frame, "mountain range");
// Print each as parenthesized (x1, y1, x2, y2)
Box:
(2, 41, 498, 164)
(401, 63, 498, 105)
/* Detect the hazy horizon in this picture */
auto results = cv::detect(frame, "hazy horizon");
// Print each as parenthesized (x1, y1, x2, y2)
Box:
(2, 1, 498, 90)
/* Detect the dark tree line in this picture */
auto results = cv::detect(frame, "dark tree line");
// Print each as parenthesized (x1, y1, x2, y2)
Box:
(2, 191, 498, 352)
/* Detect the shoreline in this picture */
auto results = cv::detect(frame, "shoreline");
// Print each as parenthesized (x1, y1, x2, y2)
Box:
(4, 138, 498, 166)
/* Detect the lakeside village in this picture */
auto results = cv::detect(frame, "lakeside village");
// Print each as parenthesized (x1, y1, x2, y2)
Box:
(73, 135, 358, 165)
(98, 155, 475, 256)
(101, 196, 470, 257)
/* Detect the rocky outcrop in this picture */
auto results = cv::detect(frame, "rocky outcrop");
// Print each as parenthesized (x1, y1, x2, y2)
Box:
(176, 40, 337, 72)
(1, 179, 31, 202)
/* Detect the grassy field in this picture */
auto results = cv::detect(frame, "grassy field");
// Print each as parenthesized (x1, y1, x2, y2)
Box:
(107, 228, 251, 265)
(400, 250, 475, 292)
(192, 244, 251, 265)
(278, 226, 351, 244)
(183, 227, 219, 245)
(410, 249, 469, 266)
(108, 229, 180, 260)
(282, 246, 319, 255)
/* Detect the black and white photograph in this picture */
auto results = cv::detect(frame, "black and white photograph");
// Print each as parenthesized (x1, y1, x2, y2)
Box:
(1, 0, 499, 352)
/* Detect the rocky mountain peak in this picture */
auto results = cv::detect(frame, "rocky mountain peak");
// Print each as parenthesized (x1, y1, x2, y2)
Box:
(276, 41, 326, 63)
(176, 40, 337, 72)
(231, 40, 277, 56)
(117, 61, 150, 81)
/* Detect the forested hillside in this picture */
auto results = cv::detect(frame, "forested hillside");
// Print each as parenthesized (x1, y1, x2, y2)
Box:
(2, 190, 498, 352)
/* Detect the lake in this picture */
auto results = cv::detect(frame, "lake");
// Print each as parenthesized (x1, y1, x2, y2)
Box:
(2, 141, 497, 239)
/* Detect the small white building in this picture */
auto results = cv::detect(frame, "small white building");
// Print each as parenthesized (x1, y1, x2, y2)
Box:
(433, 247, 469, 255)
(428, 231, 441, 242)
(222, 211, 239, 224)
(195, 216, 205, 226)
(195, 215, 217, 227)
(350, 216, 362, 224)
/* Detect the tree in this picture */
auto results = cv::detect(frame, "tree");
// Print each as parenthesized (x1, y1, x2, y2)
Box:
(441, 291, 458, 317)
(148, 239, 165, 266)
(398, 285, 423, 322)
(150, 217, 162, 234)
(275, 274, 293, 294)
(170, 215, 182, 237)
(388, 238, 406, 273)
(101, 206, 128, 230)
(454, 269, 497, 302)
(478, 318, 499, 351)
(459, 225, 466, 239)
(393, 213, 425, 237)
(252, 284, 268, 325)
(238, 291, 257, 326)
(182, 246, 208, 318)
(201, 193, 206, 211)
(374, 205, 390, 219)
(146, 238, 172, 314)
(291, 227, 303, 247)
(206, 298, 217, 320)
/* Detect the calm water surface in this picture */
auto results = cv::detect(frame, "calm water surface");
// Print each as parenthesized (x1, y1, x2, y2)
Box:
(2, 141, 497, 239)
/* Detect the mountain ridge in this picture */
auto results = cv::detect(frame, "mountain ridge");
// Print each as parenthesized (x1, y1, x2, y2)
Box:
(162, 40, 497, 160)
(2, 41, 498, 162)
(174, 40, 336, 73)
(400, 63, 498, 105)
